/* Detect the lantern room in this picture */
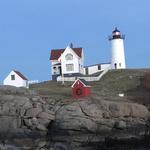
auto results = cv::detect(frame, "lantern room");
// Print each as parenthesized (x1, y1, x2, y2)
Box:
(112, 27, 121, 39)
(109, 27, 125, 40)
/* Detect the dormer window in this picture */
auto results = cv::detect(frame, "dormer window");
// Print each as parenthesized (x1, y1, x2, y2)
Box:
(65, 54, 73, 60)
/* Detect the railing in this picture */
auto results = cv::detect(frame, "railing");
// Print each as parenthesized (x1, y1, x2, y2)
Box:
(28, 80, 39, 84)
(108, 34, 125, 40)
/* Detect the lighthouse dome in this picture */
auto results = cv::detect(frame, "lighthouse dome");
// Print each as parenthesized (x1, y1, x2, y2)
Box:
(112, 27, 120, 33)
(112, 27, 121, 39)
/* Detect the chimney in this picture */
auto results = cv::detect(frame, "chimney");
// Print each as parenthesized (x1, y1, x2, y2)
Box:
(70, 43, 73, 48)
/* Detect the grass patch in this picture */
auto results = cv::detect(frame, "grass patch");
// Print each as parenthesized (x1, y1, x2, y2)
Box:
(29, 69, 150, 103)
(29, 81, 73, 99)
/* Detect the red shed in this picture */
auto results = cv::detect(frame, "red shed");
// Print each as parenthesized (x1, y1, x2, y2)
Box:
(71, 79, 91, 98)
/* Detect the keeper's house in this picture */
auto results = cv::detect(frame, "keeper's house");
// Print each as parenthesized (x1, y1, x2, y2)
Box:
(50, 43, 110, 81)
(50, 43, 84, 80)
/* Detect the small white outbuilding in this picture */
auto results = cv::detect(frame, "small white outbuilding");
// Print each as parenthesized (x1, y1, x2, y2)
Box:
(3, 70, 29, 88)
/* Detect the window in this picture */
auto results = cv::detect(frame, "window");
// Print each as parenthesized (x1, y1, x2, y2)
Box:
(119, 63, 121, 67)
(65, 54, 73, 60)
(53, 66, 56, 70)
(114, 63, 117, 69)
(66, 64, 74, 71)
(98, 65, 101, 70)
(11, 75, 15, 80)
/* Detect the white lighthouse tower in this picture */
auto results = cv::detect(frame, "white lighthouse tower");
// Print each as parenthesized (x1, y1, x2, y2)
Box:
(109, 27, 126, 69)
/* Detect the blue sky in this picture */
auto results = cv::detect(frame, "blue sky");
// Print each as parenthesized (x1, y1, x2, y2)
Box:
(0, 0, 150, 83)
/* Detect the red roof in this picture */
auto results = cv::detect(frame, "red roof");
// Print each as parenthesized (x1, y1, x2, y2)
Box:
(50, 48, 82, 60)
(14, 70, 28, 80)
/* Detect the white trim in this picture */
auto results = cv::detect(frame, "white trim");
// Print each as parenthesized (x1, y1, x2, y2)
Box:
(71, 79, 90, 88)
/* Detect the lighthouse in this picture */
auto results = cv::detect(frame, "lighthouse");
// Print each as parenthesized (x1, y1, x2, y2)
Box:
(109, 27, 126, 69)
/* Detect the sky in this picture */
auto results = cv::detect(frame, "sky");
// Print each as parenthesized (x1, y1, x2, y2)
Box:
(0, 0, 150, 83)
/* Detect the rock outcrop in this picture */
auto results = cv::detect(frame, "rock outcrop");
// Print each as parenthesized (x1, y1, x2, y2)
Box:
(52, 98, 150, 149)
(0, 85, 150, 150)
(0, 86, 55, 149)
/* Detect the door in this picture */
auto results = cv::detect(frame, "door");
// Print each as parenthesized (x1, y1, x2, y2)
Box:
(85, 68, 88, 75)
(59, 66, 62, 75)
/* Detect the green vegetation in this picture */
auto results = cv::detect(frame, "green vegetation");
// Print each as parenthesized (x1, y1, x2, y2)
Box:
(91, 69, 149, 95)
(29, 81, 73, 100)
(30, 69, 150, 103)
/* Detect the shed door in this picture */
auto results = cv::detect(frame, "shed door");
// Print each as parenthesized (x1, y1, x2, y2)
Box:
(76, 88, 82, 96)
